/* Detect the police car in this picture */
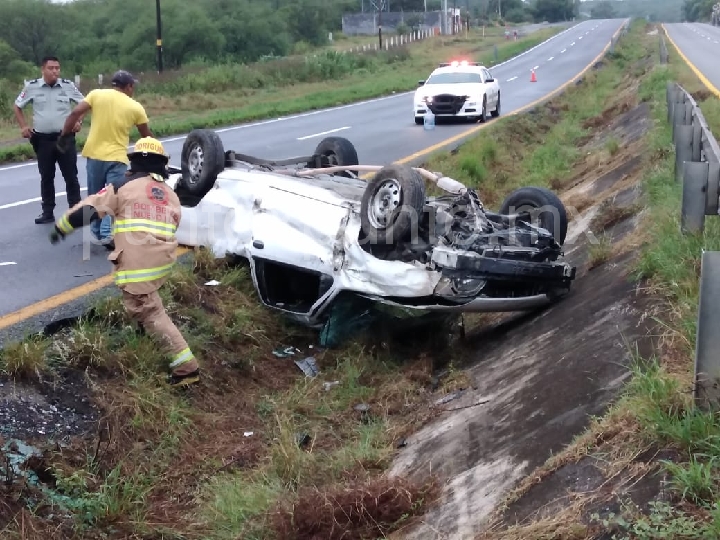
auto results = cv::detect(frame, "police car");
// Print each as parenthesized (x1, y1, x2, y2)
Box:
(414, 60, 501, 125)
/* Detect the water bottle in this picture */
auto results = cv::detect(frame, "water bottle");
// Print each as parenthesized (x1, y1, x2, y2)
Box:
(424, 110, 435, 131)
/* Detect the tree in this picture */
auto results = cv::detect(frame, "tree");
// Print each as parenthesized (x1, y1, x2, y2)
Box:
(590, 1, 616, 18)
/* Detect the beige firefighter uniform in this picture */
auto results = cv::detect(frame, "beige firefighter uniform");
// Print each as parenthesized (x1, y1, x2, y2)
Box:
(53, 164, 199, 383)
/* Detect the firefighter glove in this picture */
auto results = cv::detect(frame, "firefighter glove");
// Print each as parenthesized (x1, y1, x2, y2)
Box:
(49, 226, 65, 245)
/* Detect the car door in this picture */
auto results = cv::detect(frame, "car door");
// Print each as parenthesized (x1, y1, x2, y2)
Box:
(484, 69, 498, 108)
(247, 180, 352, 276)
(175, 173, 256, 258)
(246, 180, 354, 316)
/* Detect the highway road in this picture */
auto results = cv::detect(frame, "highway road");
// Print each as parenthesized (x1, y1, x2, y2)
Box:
(0, 18, 626, 331)
(664, 22, 720, 93)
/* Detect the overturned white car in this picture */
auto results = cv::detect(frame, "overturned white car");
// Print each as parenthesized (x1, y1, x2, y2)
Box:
(165, 129, 576, 328)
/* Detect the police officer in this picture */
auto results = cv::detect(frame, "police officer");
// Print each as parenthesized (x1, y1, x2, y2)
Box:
(13, 55, 85, 225)
(48, 137, 200, 388)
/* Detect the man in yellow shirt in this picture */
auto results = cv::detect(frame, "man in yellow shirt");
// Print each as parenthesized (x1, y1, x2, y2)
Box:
(58, 70, 153, 247)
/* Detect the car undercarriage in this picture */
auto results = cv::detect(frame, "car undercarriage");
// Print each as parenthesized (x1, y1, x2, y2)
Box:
(166, 129, 577, 329)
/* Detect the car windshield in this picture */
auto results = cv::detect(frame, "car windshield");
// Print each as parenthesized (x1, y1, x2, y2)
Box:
(426, 71, 483, 84)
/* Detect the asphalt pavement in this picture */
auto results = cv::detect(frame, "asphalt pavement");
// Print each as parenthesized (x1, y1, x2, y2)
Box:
(664, 22, 720, 92)
(0, 18, 626, 336)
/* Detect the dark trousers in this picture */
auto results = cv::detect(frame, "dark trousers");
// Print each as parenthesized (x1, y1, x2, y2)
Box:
(31, 132, 82, 215)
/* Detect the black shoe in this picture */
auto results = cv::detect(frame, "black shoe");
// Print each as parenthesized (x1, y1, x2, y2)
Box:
(167, 369, 200, 388)
(103, 239, 115, 251)
(35, 213, 54, 224)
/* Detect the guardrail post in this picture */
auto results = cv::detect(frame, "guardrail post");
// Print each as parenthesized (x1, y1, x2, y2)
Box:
(681, 161, 709, 234)
(675, 126, 694, 183)
(672, 95, 688, 142)
(667, 81, 678, 123)
(694, 251, 720, 410)
(705, 160, 720, 216)
(691, 115, 702, 162)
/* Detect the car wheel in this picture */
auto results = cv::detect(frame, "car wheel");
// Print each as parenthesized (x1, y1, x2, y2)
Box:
(499, 186, 568, 246)
(178, 129, 226, 199)
(312, 136, 359, 177)
(360, 164, 426, 245)
(491, 92, 501, 118)
(476, 95, 487, 123)
(415, 116, 424, 125)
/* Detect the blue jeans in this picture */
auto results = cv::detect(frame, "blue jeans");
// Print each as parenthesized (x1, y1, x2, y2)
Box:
(86, 159, 127, 242)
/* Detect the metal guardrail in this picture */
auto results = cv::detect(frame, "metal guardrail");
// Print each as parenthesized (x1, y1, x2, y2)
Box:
(666, 83, 720, 235)
(661, 23, 720, 410)
(659, 34, 669, 64)
(667, 86, 720, 409)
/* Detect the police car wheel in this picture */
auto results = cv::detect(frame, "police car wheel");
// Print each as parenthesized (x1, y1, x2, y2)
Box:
(179, 129, 225, 198)
(311, 136, 359, 178)
(360, 164, 426, 245)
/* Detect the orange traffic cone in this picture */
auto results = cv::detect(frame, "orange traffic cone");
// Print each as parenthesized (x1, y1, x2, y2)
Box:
(530, 69, 537, 82)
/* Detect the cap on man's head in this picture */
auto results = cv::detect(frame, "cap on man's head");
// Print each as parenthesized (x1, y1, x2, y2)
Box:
(111, 70, 138, 87)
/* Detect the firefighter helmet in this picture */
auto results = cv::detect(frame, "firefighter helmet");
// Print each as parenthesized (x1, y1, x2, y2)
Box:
(127, 137, 168, 162)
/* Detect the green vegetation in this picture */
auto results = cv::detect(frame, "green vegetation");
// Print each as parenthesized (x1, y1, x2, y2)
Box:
(10, 10, 716, 540)
(0, 25, 562, 164)
(682, 0, 720, 21)
(0, 249, 471, 539)
(459, 18, 720, 539)
(582, 0, 684, 22)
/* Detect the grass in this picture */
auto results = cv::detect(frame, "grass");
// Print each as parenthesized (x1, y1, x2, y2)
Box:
(0, 25, 563, 165)
(0, 248, 468, 539)
(1, 18, 683, 540)
(455, 19, 720, 540)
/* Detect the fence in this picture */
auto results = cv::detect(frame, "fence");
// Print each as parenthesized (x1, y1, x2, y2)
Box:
(24, 28, 438, 95)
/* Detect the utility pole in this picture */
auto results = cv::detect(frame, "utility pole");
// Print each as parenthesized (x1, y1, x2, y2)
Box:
(155, 0, 163, 73)
(373, 0, 384, 49)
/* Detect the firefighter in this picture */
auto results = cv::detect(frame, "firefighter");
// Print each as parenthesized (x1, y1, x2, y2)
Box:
(49, 137, 200, 388)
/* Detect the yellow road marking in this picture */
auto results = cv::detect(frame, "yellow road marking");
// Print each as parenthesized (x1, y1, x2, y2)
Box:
(661, 23, 720, 99)
(0, 247, 190, 331)
(0, 21, 627, 333)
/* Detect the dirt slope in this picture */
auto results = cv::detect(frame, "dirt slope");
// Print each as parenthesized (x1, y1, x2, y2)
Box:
(388, 100, 660, 539)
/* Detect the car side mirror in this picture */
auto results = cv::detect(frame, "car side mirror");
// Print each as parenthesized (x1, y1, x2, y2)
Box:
(486, 78, 494, 83)
(418, 80, 425, 86)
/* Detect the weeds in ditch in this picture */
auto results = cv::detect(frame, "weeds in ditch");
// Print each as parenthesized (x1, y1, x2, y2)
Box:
(0, 247, 458, 539)
(487, 20, 720, 538)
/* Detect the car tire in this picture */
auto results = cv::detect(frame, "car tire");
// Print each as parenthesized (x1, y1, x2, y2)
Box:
(415, 116, 424, 125)
(178, 129, 226, 200)
(491, 92, 501, 118)
(360, 164, 426, 245)
(499, 186, 568, 246)
(479, 95, 487, 123)
(312, 136, 359, 177)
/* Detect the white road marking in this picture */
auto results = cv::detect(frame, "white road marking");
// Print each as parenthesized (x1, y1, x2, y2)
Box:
(296, 126, 350, 141)
(0, 187, 88, 210)
(548, 56, 554, 61)
(561, 48, 567, 53)
(579, 36, 583, 39)
(507, 76, 518, 82)
(571, 41, 576, 46)
(533, 65, 539, 70)
(0, 262, 17, 266)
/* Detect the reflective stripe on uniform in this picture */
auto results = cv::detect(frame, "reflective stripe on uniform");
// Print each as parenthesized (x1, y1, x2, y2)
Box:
(169, 347, 195, 368)
(114, 218, 176, 238)
(57, 215, 74, 234)
(115, 262, 175, 286)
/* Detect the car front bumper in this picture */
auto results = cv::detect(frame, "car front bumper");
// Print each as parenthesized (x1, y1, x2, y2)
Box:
(414, 95, 482, 117)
